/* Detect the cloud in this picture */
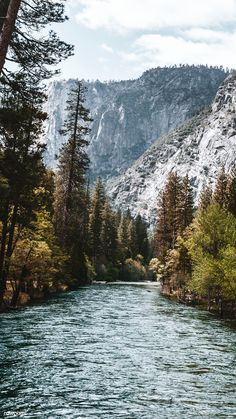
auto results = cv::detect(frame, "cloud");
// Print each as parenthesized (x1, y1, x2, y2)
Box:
(75, 0, 236, 31)
(99, 56, 109, 63)
(183, 28, 230, 43)
(101, 43, 114, 53)
(131, 32, 236, 69)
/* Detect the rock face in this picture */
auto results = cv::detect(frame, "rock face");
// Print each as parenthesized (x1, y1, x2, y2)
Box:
(107, 72, 236, 226)
(43, 66, 228, 177)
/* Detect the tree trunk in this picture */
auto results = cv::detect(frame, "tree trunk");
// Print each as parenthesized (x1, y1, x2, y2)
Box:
(0, 0, 10, 32)
(0, 202, 9, 309)
(0, 0, 22, 74)
(0, 202, 18, 309)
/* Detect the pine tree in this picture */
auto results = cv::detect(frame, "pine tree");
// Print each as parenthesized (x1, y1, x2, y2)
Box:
(213, 167, 229, 209)
(0, 92, 47, 307)
(199, 183, 213, 211)
(155, 172, 194, 261)
(0, 0, 73, 98)
(165, 172, 182, 247)
(154, 191, 169, 260)
(0, 0, 21, 73)
(89, 177, 106, 266)
(118, 213, 130, 257)
(226, 167, 236, 217)
(135, 214, 149, 261)
(186, 204, 236, 302)
(127, 219, 138, 259)
(54, 80, 92, 282)
(155, 172, 182, 260)
(178, 175, 194, 231)
(101, 201, 118, 264)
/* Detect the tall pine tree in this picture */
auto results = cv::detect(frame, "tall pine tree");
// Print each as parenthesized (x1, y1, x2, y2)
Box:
(89, 177, 106, 267)
(199, 183, 213, 211)
(54, 80, 92, 283)
(101, 200, 118, 264)
(213, 167, 229, 209)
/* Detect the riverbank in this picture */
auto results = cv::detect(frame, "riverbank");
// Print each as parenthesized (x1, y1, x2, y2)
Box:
(1, 280, 71, 313)
(1, 280, 158, 312)
(160, 281, 236, 319)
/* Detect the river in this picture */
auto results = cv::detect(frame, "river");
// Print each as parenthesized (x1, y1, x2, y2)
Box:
(0, 284, 235, 418)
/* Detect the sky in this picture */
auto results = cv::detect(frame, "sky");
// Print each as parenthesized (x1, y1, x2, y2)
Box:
(53, 0, 236, 81)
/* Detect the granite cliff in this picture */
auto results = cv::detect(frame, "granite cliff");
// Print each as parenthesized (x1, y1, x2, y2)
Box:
(44, 66, 228, 180)
(107, 72, 236, 225)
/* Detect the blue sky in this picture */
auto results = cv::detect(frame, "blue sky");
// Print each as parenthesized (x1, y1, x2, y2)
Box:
(54, 0, 236, 81)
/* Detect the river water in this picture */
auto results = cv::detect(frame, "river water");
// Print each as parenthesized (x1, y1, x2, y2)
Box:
(0, 284, 235, 419)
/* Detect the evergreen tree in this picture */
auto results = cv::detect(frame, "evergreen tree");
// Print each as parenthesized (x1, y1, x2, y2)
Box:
(154, 191, 169, 260)
(89, 177, 106, 266)
(118, 213, 130, 259)
(155, 172, 181, 260)
(198, 183, 213, 211)
(54, 80, 92, 283)
(226, 167, 236, 217)
(0, 0, 21, 73)
(155, 172, 194, 261)
(178, 175, 194, 231)
(165, 172, 182, 247)
(135, 214, 149, 261)
(0, 0, 73, 98)
(101, 201, 118, 264)
(127, 218, 138, 259)
(213, 167, 229, 209)
(0, 92, 47, 307)
(186, 204, 236, 302)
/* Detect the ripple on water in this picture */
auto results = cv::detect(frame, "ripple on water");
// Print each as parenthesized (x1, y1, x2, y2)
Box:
(0, 284, 236, 419)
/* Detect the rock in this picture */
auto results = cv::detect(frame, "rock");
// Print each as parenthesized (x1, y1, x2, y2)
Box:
(106, 72, 236, 226)
(43, 66, 227, 180)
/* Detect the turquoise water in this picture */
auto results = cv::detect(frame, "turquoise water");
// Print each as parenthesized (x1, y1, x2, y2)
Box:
(0, 284, 235, 418)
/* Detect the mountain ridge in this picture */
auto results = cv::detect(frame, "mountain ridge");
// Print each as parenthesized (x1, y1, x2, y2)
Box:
(43, 65, 228, 179)
(106, 72, 236, 226)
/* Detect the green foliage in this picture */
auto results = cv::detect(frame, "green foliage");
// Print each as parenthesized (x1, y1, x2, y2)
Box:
(8, 207, 67, 305)
(89, 177, 106, 262)
(213, 167, 229, 209)
(227, 167, 236, 217)
(198, 183, 213, 211)
(96, 264, 119, 282)
(186, 204, 236, 300)
(154, 172, 194, 260)
(1, 0, 74, 99)
(54, 81, 92, 284)
(101, 201, 118, 264)
(135, 215, 149, 261)
(122, 257, 149, 282)
(154, 169, 236, 311)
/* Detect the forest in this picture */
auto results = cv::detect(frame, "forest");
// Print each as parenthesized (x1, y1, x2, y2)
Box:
(0, 0, 150, 310)
(154, 168, 236, 316)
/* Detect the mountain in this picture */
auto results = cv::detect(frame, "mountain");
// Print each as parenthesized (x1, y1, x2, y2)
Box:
(107, 72, 236, 226)
(43, 66, 228, 177)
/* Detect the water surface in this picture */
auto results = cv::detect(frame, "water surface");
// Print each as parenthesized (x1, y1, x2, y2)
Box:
(0, 284, 235, 418)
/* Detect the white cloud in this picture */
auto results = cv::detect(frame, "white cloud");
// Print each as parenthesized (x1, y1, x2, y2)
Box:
(101, 43, 114, 53)
(131, 32, 236, 69)
(183, 28, 230, 43)
(75, 0, 236, 31)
